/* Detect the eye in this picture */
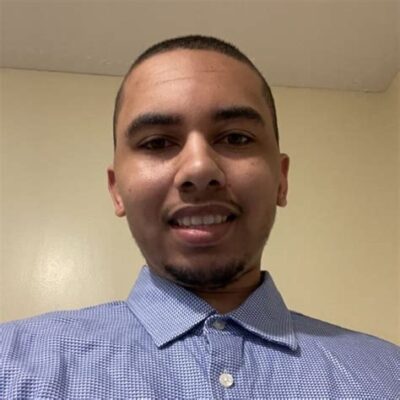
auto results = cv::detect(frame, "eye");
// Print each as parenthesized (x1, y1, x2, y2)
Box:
(139, 137, 175, 150)
(220, 132, 253, 146)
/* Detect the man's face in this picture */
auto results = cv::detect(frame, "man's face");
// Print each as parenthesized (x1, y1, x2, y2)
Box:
(108, 49, 289, 289)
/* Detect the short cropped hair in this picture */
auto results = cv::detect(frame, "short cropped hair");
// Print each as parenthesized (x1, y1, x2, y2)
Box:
(113, 35, 279, 149)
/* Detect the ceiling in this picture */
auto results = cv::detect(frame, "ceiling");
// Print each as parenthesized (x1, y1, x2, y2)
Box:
(1, 0, 399, 92)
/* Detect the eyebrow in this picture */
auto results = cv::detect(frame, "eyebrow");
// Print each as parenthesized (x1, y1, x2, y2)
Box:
(212, 106, 265, 126)
(125, 112, 182, 139)
(125, 105, 264, 139)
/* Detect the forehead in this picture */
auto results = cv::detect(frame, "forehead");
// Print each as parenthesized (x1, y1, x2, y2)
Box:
(117, 50, 268, 133)
(124, 49, 263, 99)
(129, 49, 261, 83)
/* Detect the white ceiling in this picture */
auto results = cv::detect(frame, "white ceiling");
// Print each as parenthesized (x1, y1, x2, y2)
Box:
(1, 0, 399, 92)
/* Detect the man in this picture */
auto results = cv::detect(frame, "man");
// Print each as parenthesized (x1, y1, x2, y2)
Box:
(1, 35, 399, 399)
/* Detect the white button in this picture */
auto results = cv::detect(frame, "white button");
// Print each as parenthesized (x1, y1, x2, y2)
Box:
(212, 320, 226, 330)
(219, 372, 234, 388)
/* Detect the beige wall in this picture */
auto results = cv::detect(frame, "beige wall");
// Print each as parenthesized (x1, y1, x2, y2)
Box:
(1, 68, 398, 344)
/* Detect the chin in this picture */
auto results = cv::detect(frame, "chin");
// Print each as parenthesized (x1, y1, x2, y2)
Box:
(163, 260, 246, 289)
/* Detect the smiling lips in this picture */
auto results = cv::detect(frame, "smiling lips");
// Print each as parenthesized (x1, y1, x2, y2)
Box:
(167, 203, 239, 246)
(173, 214, 236, 227)
(168, 203, 239, 227)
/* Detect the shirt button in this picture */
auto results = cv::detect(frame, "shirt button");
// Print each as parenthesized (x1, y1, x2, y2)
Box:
(219, 372, 234, 388)
(212, 320, 226, 330)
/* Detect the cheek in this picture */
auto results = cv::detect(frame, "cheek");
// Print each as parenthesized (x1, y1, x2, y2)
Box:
(230, 159, 276, 200)
(119, 161, 173, 217)
(229, 160, 278, 229)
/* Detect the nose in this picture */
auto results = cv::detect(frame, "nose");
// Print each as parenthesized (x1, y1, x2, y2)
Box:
(174, 133, 226, 193)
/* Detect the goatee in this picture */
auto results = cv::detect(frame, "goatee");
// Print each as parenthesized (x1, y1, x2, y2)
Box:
(164, 260, 245, 289)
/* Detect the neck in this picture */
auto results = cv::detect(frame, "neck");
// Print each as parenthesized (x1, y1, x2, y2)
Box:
(191, 268, 262, 314)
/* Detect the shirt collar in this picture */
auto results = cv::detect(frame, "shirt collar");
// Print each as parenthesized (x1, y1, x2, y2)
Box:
(126, 266, 298, 351)
(229, 271, 298, 351)
(126, 266, 215, 347)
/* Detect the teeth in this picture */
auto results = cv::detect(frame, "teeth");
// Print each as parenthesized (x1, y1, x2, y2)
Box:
(204, 215, 215, 225)
(175, 215, 230, 227)
(191, 216, 202, 225)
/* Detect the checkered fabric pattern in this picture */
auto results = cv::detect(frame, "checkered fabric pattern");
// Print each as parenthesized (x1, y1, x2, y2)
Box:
(1, 266, 399, 399)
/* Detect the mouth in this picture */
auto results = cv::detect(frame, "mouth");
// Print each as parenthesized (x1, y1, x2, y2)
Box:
(167, 204, 240, 247)
(169, 213, 237, 228)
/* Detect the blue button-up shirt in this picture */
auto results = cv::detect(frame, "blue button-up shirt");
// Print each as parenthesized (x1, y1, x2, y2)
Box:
(1, 266, 399, 399)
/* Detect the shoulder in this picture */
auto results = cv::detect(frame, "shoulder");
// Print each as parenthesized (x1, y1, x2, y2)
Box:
(290, 311, 399, 385)
(290, 311, 399, 395)
(0, 303, 154, 399)
(291, 310, 399, 351)
(0, 301, 145, 349)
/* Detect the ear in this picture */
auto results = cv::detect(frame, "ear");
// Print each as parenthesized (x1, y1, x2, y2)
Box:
(107, 165, 126, 217)
(277, 154, 290, 207)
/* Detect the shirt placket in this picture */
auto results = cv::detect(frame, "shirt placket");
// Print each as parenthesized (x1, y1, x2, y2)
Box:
(204, 315, 245, 399)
